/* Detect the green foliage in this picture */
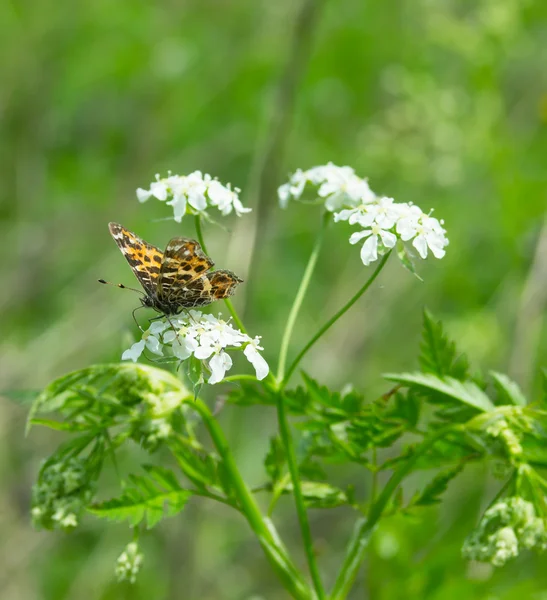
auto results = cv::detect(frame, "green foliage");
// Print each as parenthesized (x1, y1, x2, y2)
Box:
(410, 463, 465, 507)
(419, 309, 470, 379)
(384, 372, 495, 413)
(90, 465, 193, 529)
(491, 372, 528, 407)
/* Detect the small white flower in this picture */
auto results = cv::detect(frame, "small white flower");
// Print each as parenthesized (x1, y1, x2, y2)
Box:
(278, 163, 375, 211)
(279, 162, 449, 268)
(397, 212, 449, 259)
(120, 311, 268, 385)
(244, 338, 269, 380)
(350, 224, 397, 266)
(137, 171, 251, 222)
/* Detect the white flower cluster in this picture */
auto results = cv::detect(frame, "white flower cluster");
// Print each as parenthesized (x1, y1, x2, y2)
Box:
(278, 163, 449, 267)
(137, 170, 251, 223)
(115, 542, 144, 584)
(122, 311, 269, 385)
(462, 497, 547, 567)
(278, 162, 375, 212)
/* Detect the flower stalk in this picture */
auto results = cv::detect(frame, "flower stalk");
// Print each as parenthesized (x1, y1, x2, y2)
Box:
(188, 397, 312, 600)
(276, 211, 331, 382)
(281, 250, 392, 389)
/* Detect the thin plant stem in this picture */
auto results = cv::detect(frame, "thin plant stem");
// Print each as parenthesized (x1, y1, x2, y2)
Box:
(188, 397, 312, 600)
(194, 215, 247, 333)
(281, 251, 392, 389)
(330, 424, 459, 600)
(276, 211, 330, 382)
(277, 391, 326, 600)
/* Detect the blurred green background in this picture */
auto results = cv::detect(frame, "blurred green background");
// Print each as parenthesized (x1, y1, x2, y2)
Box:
(1, 0, 547, 598)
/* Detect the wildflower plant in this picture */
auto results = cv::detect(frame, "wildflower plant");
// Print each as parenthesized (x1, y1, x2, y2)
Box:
(18, 163, 547, 599)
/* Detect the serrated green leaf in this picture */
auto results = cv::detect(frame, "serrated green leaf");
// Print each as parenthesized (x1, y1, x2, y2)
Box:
(89, 468, 192, 529)
(411, 463, 465, 506)
(384, 372, 495, 413)
(420, 310, 469, 379)
(490, 371, 527, 407)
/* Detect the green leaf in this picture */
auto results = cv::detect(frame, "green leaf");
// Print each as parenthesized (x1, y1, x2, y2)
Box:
(420, 310, 469, 379)
(284, 481, 349, 509)
(490, 371, 527, 407)
(29, 418, 90, 432)
(384, 372, 495, 413)
(411, 463, 465, 506)
(89, 467, 192, 529)
(28, 363, 189, 433)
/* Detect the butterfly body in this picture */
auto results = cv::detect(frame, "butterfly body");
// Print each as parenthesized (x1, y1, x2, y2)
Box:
(108, 222, 242, 315)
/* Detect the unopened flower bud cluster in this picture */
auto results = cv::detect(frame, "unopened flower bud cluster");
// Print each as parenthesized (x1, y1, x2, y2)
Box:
(122, 311, 269, 385)
(462, 497, 547, 567)
(115, 542, 144, 583)
(278, 162, 449, 266)
(137, 171, 251, 222)
(31, 457, 95, 531)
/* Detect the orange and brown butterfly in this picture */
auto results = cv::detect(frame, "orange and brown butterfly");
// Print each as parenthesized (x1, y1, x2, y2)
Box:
(103, 222, 243, 315)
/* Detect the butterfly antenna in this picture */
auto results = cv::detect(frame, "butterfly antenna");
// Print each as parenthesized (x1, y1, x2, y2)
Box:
(98, 279, 146, 297)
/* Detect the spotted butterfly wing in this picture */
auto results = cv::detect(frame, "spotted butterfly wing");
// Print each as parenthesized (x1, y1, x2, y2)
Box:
(108, 222, 164, 295)
(158, 237, 243, 309)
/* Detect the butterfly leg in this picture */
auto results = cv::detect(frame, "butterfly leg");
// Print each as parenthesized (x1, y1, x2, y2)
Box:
(164, 315, 182, 343)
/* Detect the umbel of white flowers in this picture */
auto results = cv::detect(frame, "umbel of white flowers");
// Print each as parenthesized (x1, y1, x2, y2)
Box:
(122, 311, 269, 385)
(137, 170, 251, 222)
(278, 162, 449, 267)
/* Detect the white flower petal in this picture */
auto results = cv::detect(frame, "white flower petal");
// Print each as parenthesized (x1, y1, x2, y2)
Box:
(136, 188, 152, 203)
(172, 337, 196, 360)
(194, 344, 215, 360)
(413, 235, 429, 259)
(278, 183, 291, 208)
(349, 230, 371, 245)
(166, 194, 187, 223)
(379, 229, 397, 249)
(144, 335, 163, 356)
(121, 339, 146, 362)
(208, 351, 233, 384)
(150, 181, 168, 201)
(244, 345, 269, 380)
(360, 235, 378, 266)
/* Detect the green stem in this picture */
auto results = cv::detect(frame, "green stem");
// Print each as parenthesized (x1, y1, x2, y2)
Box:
(194, 215, 247, 333)
(188, 397, 312, 599)
(330, 424, 458, 600)
(276, 211, 330, 382)
(281, 251, 391, 389)
(277, 392, 326, 599)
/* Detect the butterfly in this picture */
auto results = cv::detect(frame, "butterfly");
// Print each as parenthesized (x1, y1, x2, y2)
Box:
(105, 222, 243, 315)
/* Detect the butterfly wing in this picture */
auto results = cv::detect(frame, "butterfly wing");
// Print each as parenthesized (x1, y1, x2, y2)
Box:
(172, 269, 244, 308)
(157, 237, 214, 301)
(158, 237, 243, 309)
(108, 222, 164, 296)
